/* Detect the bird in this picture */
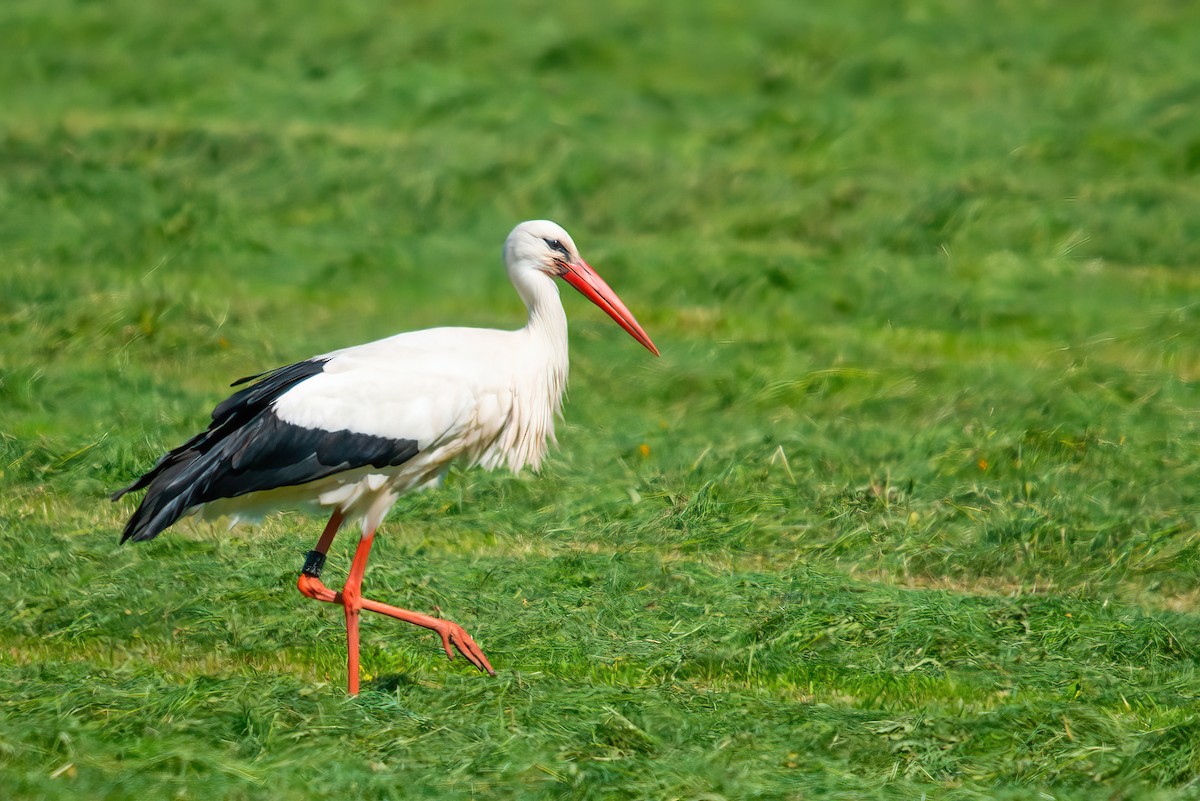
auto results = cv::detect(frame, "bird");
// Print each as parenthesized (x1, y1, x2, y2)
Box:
(112, 220, 659, 694)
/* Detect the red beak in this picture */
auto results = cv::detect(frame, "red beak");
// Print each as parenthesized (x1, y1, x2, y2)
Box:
(560, 260, 660, 356)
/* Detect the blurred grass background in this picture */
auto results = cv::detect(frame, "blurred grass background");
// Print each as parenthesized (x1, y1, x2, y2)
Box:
(3, 0, 1200, 798)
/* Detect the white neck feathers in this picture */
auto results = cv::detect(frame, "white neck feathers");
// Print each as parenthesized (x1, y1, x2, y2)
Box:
(481, 269, 569, 473)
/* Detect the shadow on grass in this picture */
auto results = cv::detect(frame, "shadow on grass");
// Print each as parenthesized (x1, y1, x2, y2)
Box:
(366, 671, 422, 694)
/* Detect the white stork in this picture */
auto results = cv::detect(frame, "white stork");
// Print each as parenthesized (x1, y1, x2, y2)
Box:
(113, 220, 658, 694)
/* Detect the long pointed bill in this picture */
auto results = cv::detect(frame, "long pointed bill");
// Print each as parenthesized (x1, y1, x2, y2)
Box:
(560, 260, 660, 356)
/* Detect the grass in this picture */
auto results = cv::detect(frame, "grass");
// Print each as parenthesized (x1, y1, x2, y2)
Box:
(3, 0, 1200, 797)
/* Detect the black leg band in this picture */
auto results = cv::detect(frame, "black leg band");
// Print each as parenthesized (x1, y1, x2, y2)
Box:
(301, 550, 327, 578)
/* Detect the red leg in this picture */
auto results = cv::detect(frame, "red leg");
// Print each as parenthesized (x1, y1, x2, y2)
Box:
(359, 596, 494, 676)
(296, 508, 344, 603)
(296, 510, 495, 695)
(341, 526, 373, 695)
(345, 598, 362, 694)
(340, 528, 495, 693)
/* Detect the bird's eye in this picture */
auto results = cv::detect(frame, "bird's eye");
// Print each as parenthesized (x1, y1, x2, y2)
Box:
(543, 238, 570, 257)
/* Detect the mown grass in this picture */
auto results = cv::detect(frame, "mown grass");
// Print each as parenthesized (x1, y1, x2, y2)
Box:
(3, 0, 1200, 798)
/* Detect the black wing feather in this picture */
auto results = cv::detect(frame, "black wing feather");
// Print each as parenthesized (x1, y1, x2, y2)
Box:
(112, 358, 419, 543)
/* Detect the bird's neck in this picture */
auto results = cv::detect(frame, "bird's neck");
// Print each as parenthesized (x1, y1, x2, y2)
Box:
(481, 269, 568, 474)
(517, 271, 570, 380)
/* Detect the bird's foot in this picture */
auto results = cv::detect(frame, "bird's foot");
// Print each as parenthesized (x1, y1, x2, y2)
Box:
(297, 572, 338, 603)
(360, 597, 495, 676)
(435, 620, 494, 676)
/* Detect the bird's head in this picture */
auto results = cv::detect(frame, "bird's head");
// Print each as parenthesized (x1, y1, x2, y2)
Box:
(505, 220, 582, 277)
(505, 220, 659, 356)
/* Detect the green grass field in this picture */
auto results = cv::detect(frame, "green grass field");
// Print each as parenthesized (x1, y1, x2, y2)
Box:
(4, 0, 1200, 798)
